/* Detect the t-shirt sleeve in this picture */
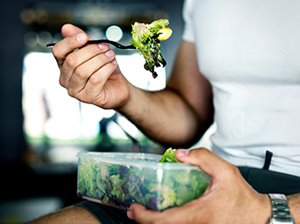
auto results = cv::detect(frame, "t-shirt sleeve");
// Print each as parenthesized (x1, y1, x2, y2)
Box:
(182, 0, 195, 43)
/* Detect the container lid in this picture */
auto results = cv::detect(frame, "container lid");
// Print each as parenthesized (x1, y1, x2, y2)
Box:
(77, 151, 201, 171)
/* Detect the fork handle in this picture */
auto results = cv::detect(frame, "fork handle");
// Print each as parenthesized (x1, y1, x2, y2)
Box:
(47, 39, 135, 50)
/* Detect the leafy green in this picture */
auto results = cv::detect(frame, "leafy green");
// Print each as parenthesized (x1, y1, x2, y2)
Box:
(130, 19, 172, 78)
(159, 147, 178, 163)
(77, 153, 210, 211)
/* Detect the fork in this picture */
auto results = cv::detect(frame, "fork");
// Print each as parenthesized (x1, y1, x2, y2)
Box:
(46, 39, 136, 50)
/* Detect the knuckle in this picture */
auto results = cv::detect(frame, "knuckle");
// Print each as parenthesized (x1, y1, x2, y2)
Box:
(89, 73, 101, 85)
(67, 88, 76, 97)
(191, 147, 210, 158)
(51, 45, 59, 57)
(96, 52, 110, 64)
(58, 76, 66, 88)
(51, 46, 63, 66)
(90, 63, 116, 85)
(225, 163, 240, 177)
(65, 54, 77, 68)
(199, 147, 211, 155)
(73, 66, 87, 80)
(103, 62, 118, 75)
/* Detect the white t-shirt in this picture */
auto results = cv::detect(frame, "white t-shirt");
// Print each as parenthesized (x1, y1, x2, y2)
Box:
(182, 0, 300, 176)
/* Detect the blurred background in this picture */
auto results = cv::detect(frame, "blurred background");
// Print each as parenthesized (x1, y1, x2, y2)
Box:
(0, 0, 185, 223)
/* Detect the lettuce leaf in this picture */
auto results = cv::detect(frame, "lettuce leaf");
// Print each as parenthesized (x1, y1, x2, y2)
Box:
(130, 19, 172, 78)
(159, 147, 178, 163)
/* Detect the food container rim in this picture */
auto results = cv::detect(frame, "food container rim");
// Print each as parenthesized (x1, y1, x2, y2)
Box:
(77, 151, 202, 171)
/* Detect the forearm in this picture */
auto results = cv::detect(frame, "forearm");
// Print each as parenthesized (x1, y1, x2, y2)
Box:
(288, 193, 300, 223)
(118, 41, 213, 148)
(118, 84, 206, 147)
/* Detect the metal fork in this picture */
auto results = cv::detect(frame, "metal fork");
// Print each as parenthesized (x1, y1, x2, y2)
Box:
(46, 39, 135, 49)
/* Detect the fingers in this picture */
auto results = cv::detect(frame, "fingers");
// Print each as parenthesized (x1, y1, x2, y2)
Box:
(59, 44, 110, 86)
(52, 24, 90, 67)
(59, 44, 118, 102)
(128, 203, 200, 224)
(66, 49, 115, 95)
(176, 148, 238, 180)
(51, 23, 126, 109)
(52, 32, 88, 67)
(53, 23, 117, 98)
(72, 56, 119, 105)
(61, 23, 85, 37)
(128, 204, 172, 224)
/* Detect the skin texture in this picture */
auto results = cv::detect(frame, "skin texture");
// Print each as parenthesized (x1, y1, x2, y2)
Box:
(28, 205, 100, 224)
(128, 150, 300, 224)
(127, 148, 272, 224)
(52, 24, 213, 148)
(27, 24, 300, 224)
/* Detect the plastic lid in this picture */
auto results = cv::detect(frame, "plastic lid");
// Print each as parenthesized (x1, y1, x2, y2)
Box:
(77, 152, 201, 171)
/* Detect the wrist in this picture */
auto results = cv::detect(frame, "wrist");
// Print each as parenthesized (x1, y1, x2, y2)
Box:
(116, 81, 135, 113)
(258, 193, 273, 224)
(267, 194, 294, 224)
(287, 194, 300, 223)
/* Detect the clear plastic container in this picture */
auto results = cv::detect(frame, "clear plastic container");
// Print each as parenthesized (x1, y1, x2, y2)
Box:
(77, 152, 210, 211)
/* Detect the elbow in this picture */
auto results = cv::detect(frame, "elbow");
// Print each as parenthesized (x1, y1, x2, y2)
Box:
(161, 115, 214, 150)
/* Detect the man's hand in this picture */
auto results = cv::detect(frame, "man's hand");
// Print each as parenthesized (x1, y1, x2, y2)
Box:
(127, 148, 272, 224)
(51, 23, 130, 109)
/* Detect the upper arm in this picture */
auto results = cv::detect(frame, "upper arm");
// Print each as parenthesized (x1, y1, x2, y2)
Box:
(167, 40, 214, 130)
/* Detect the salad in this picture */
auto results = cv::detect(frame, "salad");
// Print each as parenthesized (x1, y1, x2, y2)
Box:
(159, 147, 178, 163)
(130, 19, 172, 78)
(77, 150, 210, 211)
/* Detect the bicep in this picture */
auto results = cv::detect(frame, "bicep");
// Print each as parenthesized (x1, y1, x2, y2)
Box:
(167, 40, 214, 126)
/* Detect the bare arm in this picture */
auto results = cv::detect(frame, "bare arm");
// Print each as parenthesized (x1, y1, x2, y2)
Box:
(52, 24, 213, 148)
(28, 205, 100, 224)
(119, 41, 214, 147)
(288, 194, 300, 223)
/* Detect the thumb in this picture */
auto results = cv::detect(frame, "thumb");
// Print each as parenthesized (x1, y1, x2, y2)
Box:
(61, 23, 86, 38)
(176, 148, 233, 179)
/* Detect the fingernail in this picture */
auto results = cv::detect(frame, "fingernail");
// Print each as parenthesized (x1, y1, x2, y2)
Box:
(105, 50, 115, 57)
(112, 59, 117, 64)
(76, 33, 86, 43)
(176, 149, 189, 157)
(127, 210, 133, 219)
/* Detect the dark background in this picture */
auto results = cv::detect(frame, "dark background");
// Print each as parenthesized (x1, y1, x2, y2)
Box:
(0, 0, 184, 222)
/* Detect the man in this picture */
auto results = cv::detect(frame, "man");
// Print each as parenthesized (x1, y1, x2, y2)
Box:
(29, 0, 300, 223)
